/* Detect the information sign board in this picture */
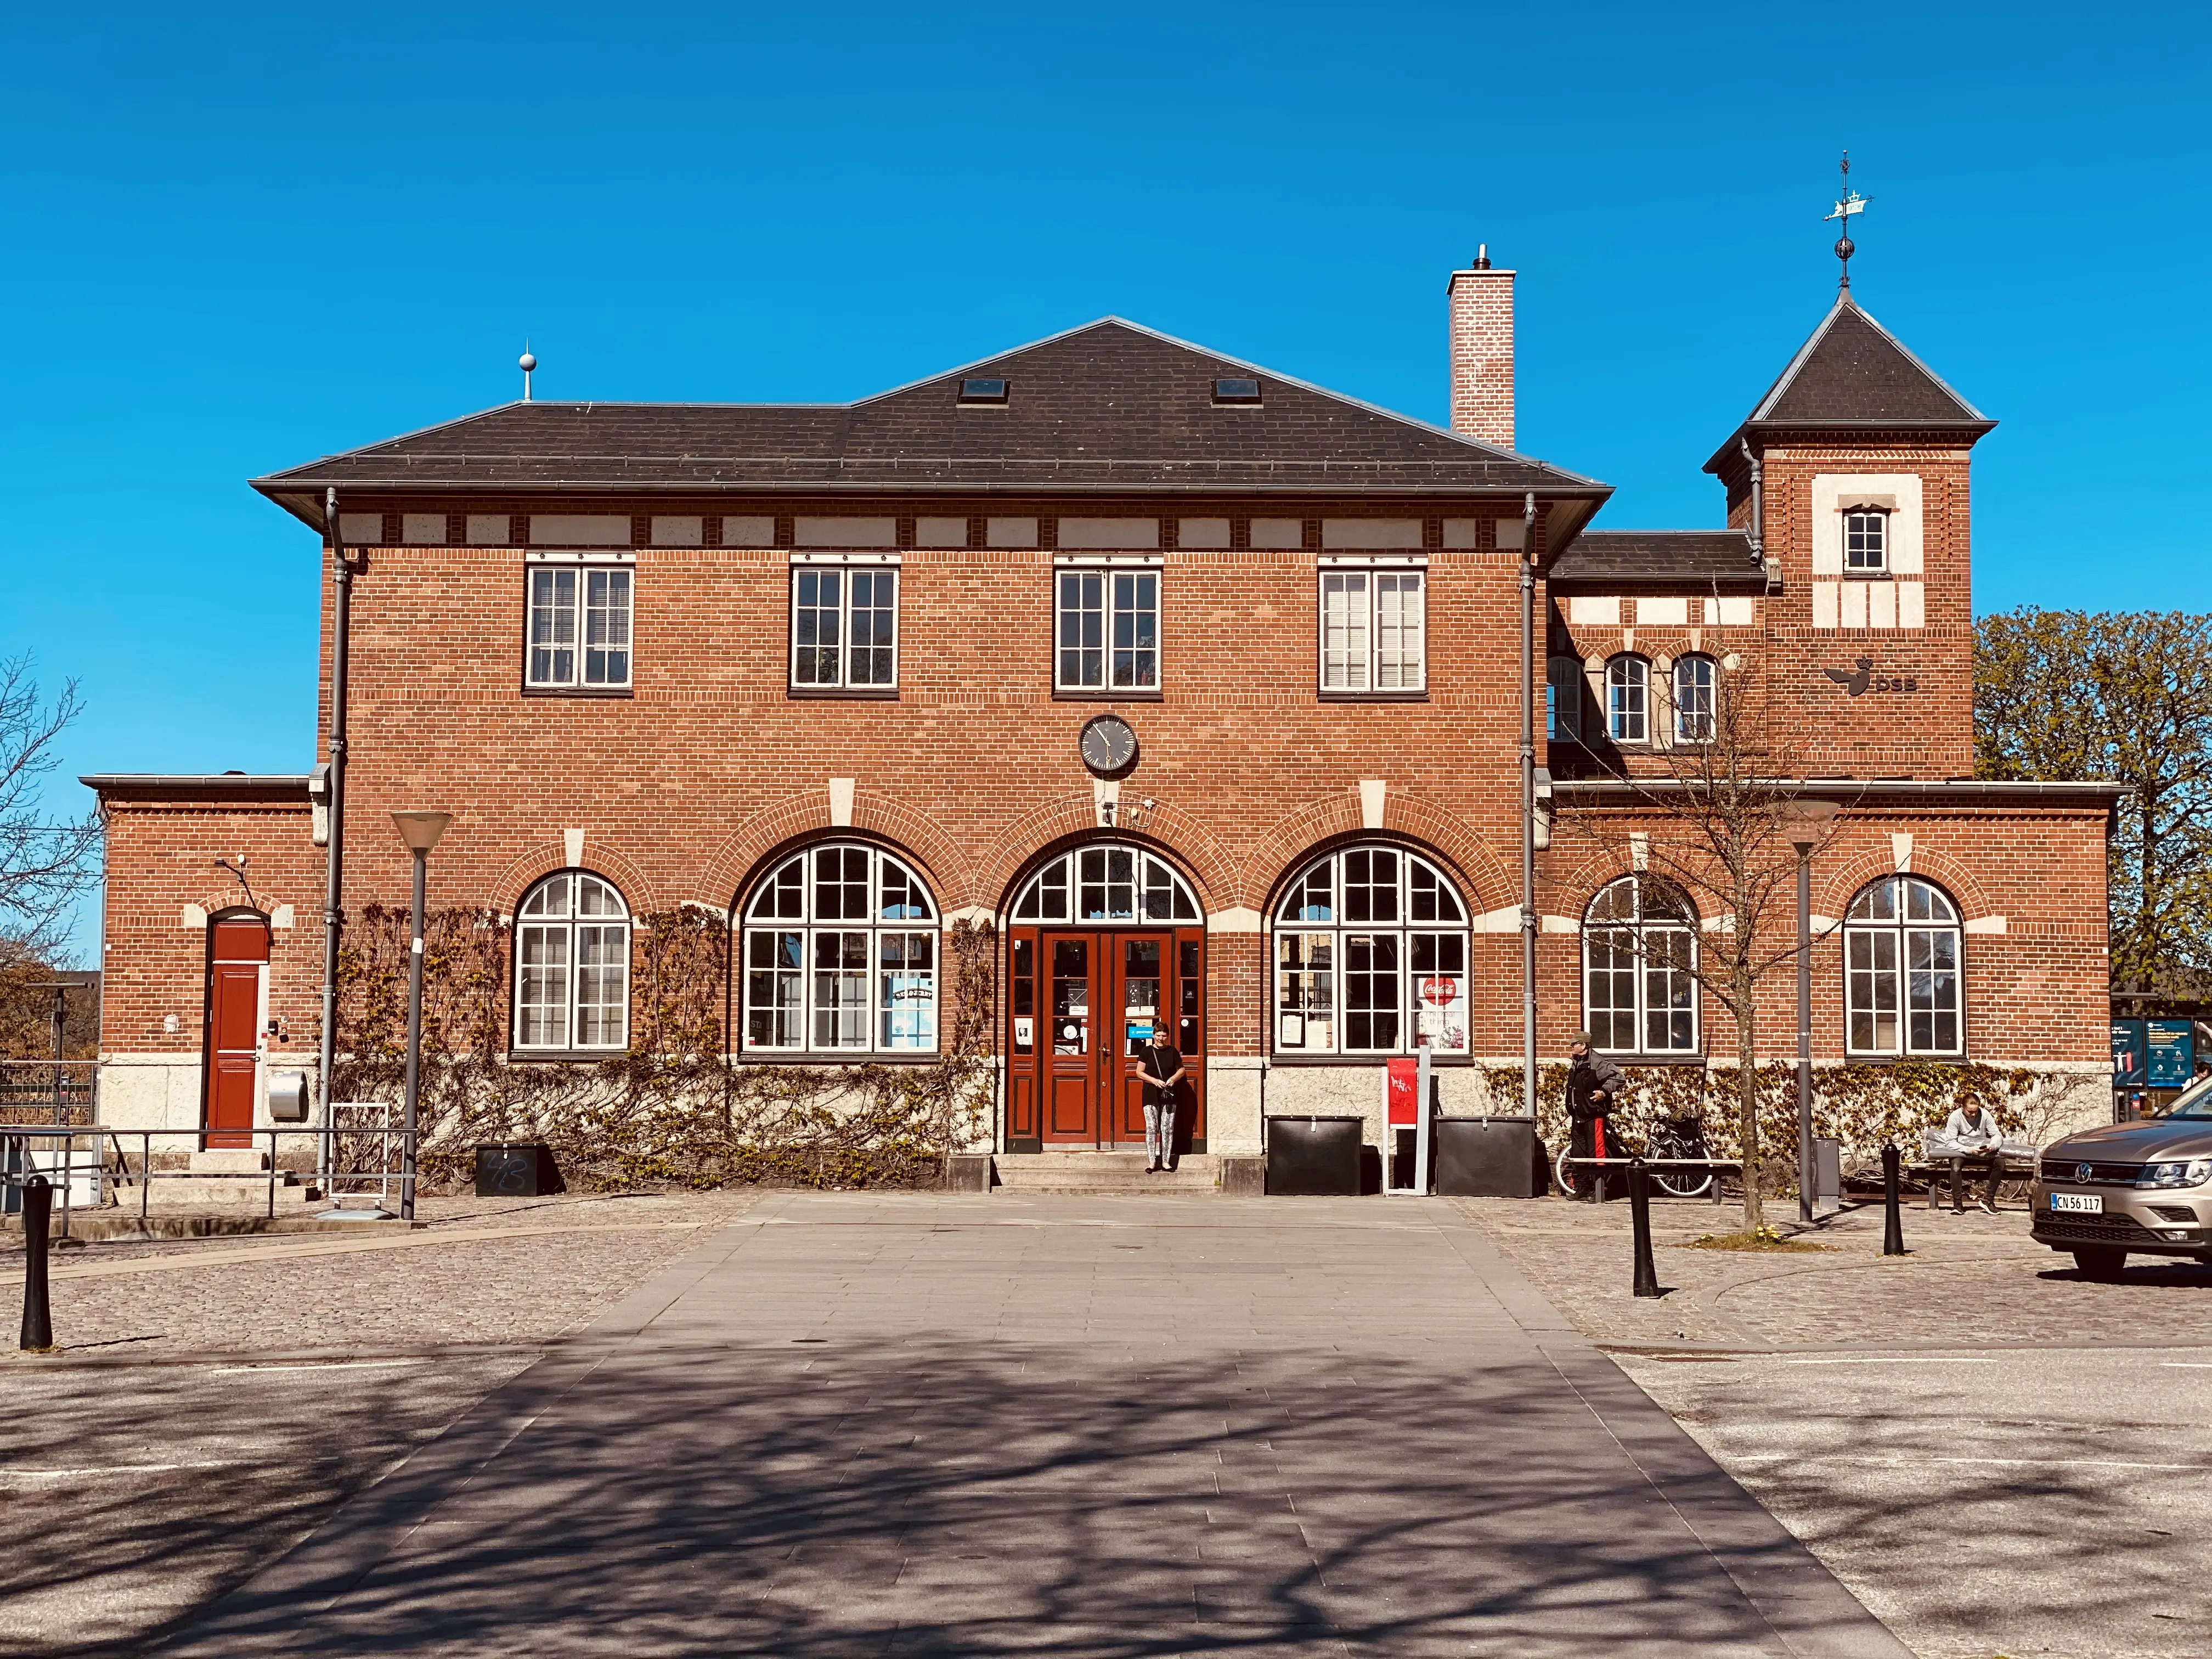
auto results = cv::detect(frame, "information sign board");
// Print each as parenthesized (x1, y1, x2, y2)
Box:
(2147, 1020, 2195, 1088)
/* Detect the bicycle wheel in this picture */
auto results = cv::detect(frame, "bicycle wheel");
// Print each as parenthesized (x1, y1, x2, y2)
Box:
(1647, 1127, 1714, 1199)
(1554, 1144, 1583, 1197)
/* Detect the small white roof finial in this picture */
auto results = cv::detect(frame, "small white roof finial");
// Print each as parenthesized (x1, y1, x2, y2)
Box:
(520, 341, 537, 400)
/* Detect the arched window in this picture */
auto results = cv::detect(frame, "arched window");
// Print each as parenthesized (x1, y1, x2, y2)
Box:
(515, 872, 632, 1052)
(741, 843, 940, 1054)
(1673, 653, 1716, 743)
(1011, 843, 1200, 924)
(1273, 845, 1469, 1056)
(1844, 876, 1962, 1056)
(1606, 654, 1649, 744)
(1582, 875, 1697, 1055)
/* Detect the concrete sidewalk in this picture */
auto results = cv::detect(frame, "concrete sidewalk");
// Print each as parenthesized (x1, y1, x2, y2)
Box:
(162, 1193, 1910, 1657)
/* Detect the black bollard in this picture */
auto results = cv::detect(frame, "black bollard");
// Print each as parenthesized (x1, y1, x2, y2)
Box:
(1629, 1158, 1661, 1298)
(20, 1175, 54, 1351)
(1881, 1142, 1907, 1257)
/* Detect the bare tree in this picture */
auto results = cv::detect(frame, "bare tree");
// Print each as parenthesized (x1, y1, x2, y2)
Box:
(0, 655, 103, 960)
(1562, 657, 1842, 1231)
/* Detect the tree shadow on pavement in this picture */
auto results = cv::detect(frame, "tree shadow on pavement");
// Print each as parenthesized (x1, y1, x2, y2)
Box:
(121, 1336, 1892, 1658)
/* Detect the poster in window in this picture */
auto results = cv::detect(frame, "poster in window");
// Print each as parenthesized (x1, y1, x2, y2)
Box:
(885, 975, 934, 1046)
(1418, 975, 1468, 1054)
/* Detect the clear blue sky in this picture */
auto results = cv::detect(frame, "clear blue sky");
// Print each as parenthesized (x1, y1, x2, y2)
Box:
(4, 2, 2208, 961)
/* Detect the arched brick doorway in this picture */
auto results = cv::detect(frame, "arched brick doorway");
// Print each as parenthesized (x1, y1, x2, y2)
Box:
(1003, 842, 1206, 1153)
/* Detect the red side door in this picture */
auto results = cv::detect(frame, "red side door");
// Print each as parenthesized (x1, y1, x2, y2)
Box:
(205, 917, 269, 1149)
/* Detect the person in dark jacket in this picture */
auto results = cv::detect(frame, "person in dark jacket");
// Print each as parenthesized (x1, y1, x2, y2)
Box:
(1566, 1032, 1628, 1201)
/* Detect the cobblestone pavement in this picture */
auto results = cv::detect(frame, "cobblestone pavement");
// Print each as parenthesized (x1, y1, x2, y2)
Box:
(0, 1188, 759, 1656)
(1455, 1194, 2212, 1658)
(1, 1189, 760, 1356)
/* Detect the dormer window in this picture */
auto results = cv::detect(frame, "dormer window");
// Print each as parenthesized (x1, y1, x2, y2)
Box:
(1212, 377, 1262, 405)
(1844, 508, 1889, 573)
(957, 378, 1009, 405)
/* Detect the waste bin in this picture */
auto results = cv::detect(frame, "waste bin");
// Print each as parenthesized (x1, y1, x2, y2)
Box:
(1434, 1117, 1541, 1197)
(1265, 1115, 1362, 1195)
(1813, 1137, 1842, 1212)
(475, 1143, 563, 1198)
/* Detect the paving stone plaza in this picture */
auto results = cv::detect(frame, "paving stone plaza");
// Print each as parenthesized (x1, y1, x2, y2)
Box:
(5, 1190, 2208, 1657)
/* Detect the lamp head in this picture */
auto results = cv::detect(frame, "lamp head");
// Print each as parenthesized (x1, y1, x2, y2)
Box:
(390, 811, 453, 853)
(1780, 798, 1842, 853)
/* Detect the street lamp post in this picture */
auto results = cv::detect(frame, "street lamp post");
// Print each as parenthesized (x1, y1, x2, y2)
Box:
(389, 812, 452, 1222)
(1782, 800, 1841, 1223)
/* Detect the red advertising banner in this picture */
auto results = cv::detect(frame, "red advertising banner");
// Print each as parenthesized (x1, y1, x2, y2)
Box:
(1387, 1056, 1420, 1125)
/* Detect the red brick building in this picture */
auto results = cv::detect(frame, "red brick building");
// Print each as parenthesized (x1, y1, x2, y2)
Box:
(84, 255, 2118, 1162)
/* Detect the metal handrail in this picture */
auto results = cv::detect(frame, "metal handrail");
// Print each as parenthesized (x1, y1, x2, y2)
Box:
(1, 1123, 415, 1236)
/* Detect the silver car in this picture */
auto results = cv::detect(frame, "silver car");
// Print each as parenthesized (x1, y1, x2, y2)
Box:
(2032, 1075, 2212, 1278)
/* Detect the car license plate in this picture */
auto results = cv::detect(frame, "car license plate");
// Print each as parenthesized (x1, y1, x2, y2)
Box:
(2050, 1193, 2102, 1214)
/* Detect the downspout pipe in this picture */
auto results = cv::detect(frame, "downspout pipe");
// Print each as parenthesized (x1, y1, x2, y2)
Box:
(1739, 438, 1764, 561)
(1520, 490, 1538, 1121)
(315, 487, 354, 1181)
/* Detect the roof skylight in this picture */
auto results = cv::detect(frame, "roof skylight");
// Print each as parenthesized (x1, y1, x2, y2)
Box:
(1212, 377, 1262, 405)
(958, 378, 1009, 404)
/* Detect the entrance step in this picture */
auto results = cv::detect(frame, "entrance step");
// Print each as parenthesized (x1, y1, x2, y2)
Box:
(993, 1152, 1220, 1195)
(148, 1173, 324, 1207)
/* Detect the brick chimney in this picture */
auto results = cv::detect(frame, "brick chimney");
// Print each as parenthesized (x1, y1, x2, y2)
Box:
(1448, 246, 1515, 448)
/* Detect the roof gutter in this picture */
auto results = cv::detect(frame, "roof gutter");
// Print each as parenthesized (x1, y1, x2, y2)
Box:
(81, 773, 312, 801)
(1554, 778, 2131, 803)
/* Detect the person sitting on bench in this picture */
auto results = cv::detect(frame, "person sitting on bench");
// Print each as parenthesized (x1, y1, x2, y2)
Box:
(1942, 1102, 2005, 1214)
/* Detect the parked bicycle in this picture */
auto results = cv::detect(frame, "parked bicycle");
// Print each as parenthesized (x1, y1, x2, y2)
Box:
(1554, 1115, 1716, 1200)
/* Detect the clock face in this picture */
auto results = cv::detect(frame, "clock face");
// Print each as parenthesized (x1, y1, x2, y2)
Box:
(1079, 715, 1138, 776)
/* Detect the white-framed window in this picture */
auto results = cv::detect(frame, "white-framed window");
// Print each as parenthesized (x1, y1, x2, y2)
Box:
(1607, 654, 1649, 743)
(791, 560, 899, 690)
(1844, 876, 1963, 1057)
(514, 871, 632, 1051)
(1844, 509, 1889, 573)
(527, 564, 633, 689)
(1673, 653, 1717, 743)
(1057, 568, 1158, 691)
(1582, 875, 1698, 1056)
(1547, 656, 1584, 742)
(741, 843, 938, 1054)
(1272, 845, 1469, 1056)
(1011, 843, 1200, 924)
(1318, 567, 1426, 692)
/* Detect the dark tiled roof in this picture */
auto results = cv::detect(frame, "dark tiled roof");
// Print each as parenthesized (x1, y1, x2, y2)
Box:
(1750, 297, 1988, 425)
(1547, 529, 1763, 588)
(252, 320, 1609, 507)
(1704, 295, 1993, 475)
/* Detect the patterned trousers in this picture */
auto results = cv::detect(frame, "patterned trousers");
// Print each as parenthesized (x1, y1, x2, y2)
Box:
(1145, 1101, 1177, 1167)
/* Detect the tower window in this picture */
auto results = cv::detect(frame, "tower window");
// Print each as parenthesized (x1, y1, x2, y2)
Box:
(1844, 509, 1889, 573)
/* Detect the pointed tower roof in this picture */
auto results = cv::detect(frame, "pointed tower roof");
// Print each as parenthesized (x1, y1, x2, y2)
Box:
(1705, 294, 1993, 475)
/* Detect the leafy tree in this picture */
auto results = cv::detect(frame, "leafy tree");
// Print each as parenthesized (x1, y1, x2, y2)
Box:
(1976, 610, 2212, 1000)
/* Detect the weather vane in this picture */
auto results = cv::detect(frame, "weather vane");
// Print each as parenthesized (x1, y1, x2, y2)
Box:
(1825, 151, 1869, 292)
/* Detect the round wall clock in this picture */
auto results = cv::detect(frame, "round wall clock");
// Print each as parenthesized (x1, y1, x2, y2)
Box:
(1079, 715, 1138, 776)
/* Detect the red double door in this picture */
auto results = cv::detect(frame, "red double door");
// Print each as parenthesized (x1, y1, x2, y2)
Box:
(204, 916, 269, 1149)
(1006, 927, 1205, 1150)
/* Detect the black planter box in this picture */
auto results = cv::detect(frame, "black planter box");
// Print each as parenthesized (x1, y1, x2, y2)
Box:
(475, 1143, 563, 1198)
(1266, 1115, 1363, 1195)
(1435, 1117, 1541, 1197)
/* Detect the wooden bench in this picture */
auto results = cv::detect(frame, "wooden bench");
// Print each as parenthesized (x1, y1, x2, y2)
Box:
(1906, 1130, 2040, 1210)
